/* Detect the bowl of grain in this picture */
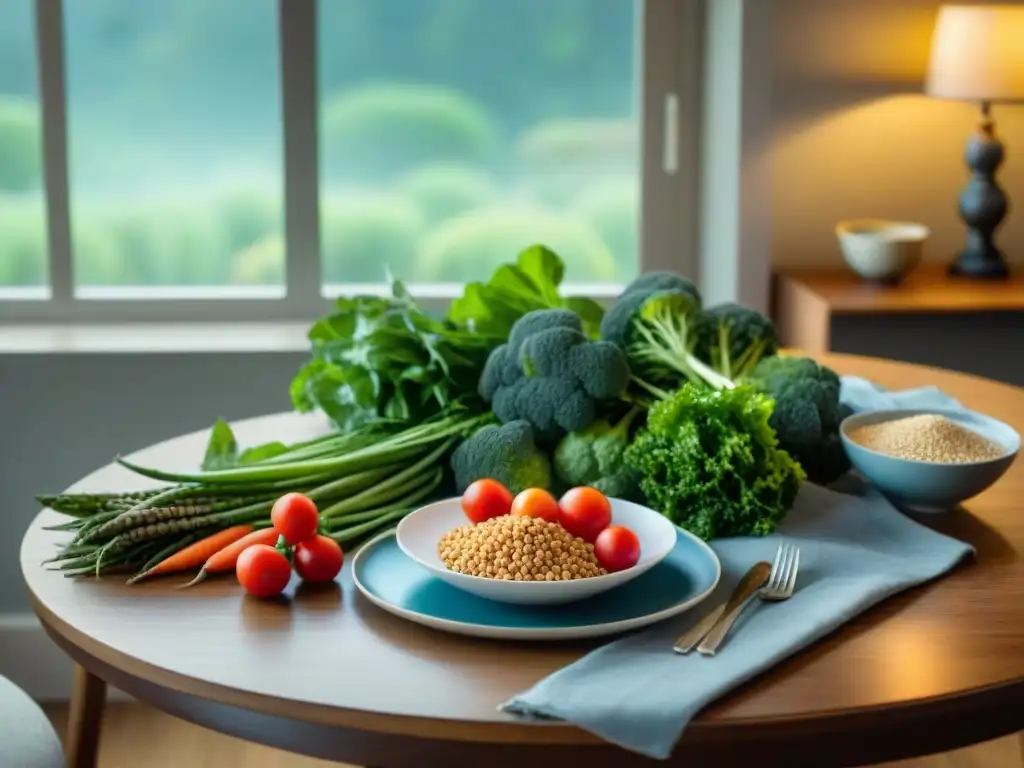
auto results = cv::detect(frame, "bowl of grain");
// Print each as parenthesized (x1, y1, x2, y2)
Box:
(395, 497, 681, 605)
(840, 408, 1019, 513)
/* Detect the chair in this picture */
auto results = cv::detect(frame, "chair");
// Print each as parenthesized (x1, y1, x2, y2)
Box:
(0, 676, 66, 767)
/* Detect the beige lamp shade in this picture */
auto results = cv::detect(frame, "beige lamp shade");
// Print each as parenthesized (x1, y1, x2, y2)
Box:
(926, 4, 1024, 102)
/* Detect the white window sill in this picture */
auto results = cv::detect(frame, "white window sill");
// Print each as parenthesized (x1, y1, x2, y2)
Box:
(0, 323, 312, 354)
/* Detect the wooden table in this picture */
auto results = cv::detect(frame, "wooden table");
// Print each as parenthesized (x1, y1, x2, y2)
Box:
(772, 268, 1024, 386)
(20, 354, 1024, 768)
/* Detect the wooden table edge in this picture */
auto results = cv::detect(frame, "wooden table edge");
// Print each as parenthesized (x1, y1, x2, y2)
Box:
(29, 581, 1024, 759)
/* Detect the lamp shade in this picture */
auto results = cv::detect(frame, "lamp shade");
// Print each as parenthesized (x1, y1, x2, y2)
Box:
(926, 5, 1024, 102)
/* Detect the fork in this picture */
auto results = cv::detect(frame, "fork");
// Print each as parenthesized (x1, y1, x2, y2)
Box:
(696, 543, 800, 656)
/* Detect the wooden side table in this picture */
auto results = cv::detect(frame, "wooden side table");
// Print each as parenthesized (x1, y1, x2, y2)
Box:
(772, 267, 1024, 386)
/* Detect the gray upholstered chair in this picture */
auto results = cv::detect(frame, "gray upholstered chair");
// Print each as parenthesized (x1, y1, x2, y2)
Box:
(0, 676, 66, 767)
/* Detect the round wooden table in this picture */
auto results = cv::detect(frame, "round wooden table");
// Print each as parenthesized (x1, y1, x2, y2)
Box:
(20, 354, 1024, 768)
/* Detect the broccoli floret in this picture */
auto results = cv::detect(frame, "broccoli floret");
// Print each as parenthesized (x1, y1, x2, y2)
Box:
(745, 355, 851, 484)
(553, 407, 641, 499)
(451, 420, 552, 494)
(693, 302, 780, 379)
(599, 272, 736, 392)
(479, 309, 631, 443)
(599, 272, 702, 349)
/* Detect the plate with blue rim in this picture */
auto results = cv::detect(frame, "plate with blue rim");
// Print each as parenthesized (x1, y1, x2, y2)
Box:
(351, 527, 721, 641)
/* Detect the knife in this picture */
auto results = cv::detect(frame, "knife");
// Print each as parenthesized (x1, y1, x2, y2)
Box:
(672, 561, 772, 655)
(696, 560, 773, 656)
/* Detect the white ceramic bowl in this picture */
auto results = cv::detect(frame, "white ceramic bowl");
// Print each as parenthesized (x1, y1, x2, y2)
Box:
(836, 219, 930, 283)
(395, 497, 679, 605)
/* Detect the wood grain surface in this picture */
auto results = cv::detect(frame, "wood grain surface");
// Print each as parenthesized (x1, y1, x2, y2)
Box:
(775, 267, 1024, 314)
(20, 354, 1024, 767)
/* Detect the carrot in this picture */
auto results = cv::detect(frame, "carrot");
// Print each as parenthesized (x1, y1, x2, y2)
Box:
(178, 527, 281, 589)
(126, 525, 254, 584)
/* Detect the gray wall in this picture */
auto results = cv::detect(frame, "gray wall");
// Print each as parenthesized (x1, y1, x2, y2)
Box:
(2, 351, 305, 613)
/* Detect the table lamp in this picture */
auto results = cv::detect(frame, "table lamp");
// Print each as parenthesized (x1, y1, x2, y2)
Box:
(926, 4, 1024, 278)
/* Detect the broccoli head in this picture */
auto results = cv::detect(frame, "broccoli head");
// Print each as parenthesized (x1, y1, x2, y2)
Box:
(478, 309, 631, 443)
(599, 271, 736, 392)
(692, 302, 779, 379)
(553, 407, 640, 499)
(451, 420, 552, 494)
(746, 355, 851, 484)
(599, 272, 702, 349)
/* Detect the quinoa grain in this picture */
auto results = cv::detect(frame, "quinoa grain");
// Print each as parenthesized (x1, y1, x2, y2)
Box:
(848, 414, 1005, 463)
(438, 515, 606, 580)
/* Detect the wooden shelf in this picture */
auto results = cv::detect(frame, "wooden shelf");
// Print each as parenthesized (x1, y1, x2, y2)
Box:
(775, 266, 1024, 315)
(772, 266, 1024, 355)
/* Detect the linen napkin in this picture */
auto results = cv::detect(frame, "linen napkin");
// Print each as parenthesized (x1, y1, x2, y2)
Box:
(500, 378, 975, 760)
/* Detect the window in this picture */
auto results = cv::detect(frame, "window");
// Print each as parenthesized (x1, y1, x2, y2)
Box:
(65, 0, 285, 294)
(0, 0, 696, 322)
(0, 0, 48, 291)
(317, 0, 639, 288)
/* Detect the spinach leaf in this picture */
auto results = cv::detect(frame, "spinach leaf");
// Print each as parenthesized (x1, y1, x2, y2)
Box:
(447, 245, 604, 338)
(201, 419, 239, 471)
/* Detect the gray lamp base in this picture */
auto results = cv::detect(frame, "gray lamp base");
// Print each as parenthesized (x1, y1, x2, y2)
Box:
(951, 103, 1011, 279)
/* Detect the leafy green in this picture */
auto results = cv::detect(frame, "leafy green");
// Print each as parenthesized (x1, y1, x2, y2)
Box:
(447, 244, 604, 339)
(201, 419, 238, 471)
(624, 383, 805, 541)
(290, 278, 496, 430)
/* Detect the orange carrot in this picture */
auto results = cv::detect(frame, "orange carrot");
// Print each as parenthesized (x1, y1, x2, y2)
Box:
(178, 527, 281, 589)
(127, 525, 254, 585)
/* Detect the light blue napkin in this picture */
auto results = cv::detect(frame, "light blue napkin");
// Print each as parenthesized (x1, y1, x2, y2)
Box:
(501, 378, 975, 760)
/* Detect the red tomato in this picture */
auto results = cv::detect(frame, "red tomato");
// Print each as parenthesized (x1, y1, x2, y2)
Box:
(271, 492, 320, 545)
(558, 487, 612, 543)
(294, 535, 344, 583)
(461, 479, 514, 524)
(236, 544, 292, 598)
(510, 488, 560, 523)
(594, 526, 641, 572)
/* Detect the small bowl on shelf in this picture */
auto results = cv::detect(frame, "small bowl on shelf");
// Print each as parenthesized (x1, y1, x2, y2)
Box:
(395, 497, 683, 605)
(835, 219, 930, 283)
(839, 408, 1019, 513)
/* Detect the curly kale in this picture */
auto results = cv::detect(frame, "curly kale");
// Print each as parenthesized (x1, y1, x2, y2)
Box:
(451, 420, 553, 494)
(745, 355, 852, 484)
(478, 309, 631, 443)
(624, 384, 805, 540)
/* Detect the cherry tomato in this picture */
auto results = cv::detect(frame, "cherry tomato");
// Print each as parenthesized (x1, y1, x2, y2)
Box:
(594, 526, 641, 572)
(294, 535, 344, 583)
(236, 544, 292, 598)
(461, 479, 514, 524)
(558, 487, 612, 543)
(510, 488, 560, 523)
(271, 492, 320, 545)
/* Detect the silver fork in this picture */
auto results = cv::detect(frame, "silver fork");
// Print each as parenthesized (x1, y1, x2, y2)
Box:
(696, 543, 800, 656)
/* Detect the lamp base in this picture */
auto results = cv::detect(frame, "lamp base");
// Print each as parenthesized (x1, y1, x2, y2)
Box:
(947, 249, 1010, 279)
(952, 104, 1011, 280)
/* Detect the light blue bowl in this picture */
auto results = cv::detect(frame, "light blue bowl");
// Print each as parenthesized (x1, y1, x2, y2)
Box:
(840, 408, 1019, 513)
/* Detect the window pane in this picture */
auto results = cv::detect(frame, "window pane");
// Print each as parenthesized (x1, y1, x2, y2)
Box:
(0, 0, 47, 289)
(65, 0, 284, 289)
(317, 0, 639, 287)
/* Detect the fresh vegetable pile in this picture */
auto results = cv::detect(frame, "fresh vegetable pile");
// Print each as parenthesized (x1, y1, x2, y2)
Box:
(40, 245, 854, 589)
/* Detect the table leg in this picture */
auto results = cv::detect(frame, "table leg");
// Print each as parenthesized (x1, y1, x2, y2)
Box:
(65, 665, 106, 768)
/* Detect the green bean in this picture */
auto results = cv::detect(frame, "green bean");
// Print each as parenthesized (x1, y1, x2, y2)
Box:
(317, 439, 453, 519)
(116, 413, 486, 485)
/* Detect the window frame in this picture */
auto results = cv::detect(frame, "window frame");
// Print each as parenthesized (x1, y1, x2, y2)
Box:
(0, 0, 699, 324)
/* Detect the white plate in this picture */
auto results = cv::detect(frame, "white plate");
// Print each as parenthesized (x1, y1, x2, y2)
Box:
(352, 528, 722, 641)
(395, 496, 679, 605)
